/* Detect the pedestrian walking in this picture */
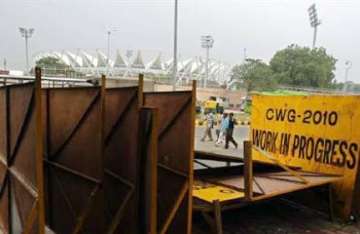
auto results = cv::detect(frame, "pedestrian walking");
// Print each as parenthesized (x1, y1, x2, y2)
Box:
(216, 113, 229, 146)
(225, 113, 238, 149)
(215, 113, 222, 141)
(201, 112, 215, 141)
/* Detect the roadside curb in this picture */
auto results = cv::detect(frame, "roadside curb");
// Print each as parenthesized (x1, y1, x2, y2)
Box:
(239, 121, 250, 126)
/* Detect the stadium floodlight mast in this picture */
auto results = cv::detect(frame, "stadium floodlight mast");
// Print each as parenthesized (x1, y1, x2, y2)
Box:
(19, 27, 34, 75)
(201, 35, 214, 88)
(308, 4, 321, 49)
(343, 60, 353, 92)
(106, 27, 121, 75)
(172, 0, 178, 90)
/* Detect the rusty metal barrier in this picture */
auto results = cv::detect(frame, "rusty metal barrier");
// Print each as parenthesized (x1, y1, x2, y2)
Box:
(42, 74, 159, 234)
(43, 82, 105, 233)
(138, 107, 158, 234)
(0, 68, 45, 234)
(143, 81, 196, 234)
(103, 77, 143, 233)
(0, 69, 196, 234)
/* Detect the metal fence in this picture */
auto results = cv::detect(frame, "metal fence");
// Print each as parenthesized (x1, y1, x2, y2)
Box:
(0, 69, 196, 234)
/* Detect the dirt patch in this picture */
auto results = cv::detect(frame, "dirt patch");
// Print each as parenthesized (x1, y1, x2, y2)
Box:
(193, 199, 360, 234)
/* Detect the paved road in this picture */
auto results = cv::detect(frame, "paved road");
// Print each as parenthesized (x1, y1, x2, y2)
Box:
(194, 126, 249, 168)
(195, 126, 249, 156)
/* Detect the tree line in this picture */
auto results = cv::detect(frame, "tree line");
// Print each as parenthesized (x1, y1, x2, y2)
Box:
(230, 44, 340, 92)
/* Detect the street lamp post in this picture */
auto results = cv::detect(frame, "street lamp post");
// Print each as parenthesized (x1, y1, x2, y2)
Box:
(343, 60, 352, 92)
(172, 0, 178, 90)
(19, 27, 34, 75)
(308, 4, 321, 49)
(201, 35, 214, 88)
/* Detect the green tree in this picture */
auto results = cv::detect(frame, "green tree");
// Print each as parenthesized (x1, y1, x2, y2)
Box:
(35, 56, 79, 76)
(270, 44, 337, 88)
(36, 57, 69, 70)
(230, 58, 275, 92)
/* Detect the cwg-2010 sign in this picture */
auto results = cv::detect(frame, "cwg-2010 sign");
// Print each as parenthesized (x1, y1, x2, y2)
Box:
(251, 95, 360, 219)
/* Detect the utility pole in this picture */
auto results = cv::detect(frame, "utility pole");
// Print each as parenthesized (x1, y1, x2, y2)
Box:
(244, 48, 247, 62)
(201, 35, 214, 88)
(106, 27, 121, 76)
(308, 4, 321, 49)
(107, 30, 111, 75)
(343, 60, 352, 92)
(19, 27, 34, 75)
(172, 0, 178, 90)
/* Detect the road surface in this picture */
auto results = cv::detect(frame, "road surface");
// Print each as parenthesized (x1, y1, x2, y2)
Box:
(194, 126, 249, 168)
(195, 126, 249, 156)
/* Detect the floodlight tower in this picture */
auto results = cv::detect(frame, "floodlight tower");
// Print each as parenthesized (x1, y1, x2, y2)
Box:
(19, 27, 34, 75)
(201, 35, 214, 88)
(106, 27, 121, 75)
(308, 4, 321, 49)
(343, 60, 353, 92)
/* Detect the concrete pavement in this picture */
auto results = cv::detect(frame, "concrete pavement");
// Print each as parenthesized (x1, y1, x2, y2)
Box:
(194, 126, 249, 168)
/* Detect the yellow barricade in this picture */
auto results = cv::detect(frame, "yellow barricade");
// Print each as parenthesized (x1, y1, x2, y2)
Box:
(251, 95, 360, 219)
(193, 184, 244, 203)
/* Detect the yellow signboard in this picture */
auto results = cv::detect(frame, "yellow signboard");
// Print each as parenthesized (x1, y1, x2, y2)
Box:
(251, 95, 360, 219)
(193, 184, 244, 203)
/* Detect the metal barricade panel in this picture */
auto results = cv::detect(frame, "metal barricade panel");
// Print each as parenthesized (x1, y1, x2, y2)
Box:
(0, 82, 44, 234)
(104, 86, 140, 233)
(144, 91, 194, 234)
(138, 107, 158, 234)
(44, 87, 104, 234)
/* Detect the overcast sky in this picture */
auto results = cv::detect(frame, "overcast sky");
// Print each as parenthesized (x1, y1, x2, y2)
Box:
(0, 0, 359, 82)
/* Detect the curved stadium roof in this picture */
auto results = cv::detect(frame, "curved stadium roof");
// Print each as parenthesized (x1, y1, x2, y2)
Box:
(34, 50, 231, 85)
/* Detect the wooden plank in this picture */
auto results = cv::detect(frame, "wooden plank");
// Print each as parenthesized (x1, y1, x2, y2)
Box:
(213, 200, 223, 234)
(194, 151, 243, 163)
(244, 141, 253, 201)
(253, 146, 308, 184)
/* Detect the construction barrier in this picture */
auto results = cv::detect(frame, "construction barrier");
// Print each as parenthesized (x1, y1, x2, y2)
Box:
(144, 83, 196, 234)
(0, 69, 196, 234)
(0, 69, 45, 233)
(43, 76, 155, 234)
(43, 84, 105, 233)
(251, 95, 360, 219)
(137, 107, 158, 234)
(103, 84, 142, 233)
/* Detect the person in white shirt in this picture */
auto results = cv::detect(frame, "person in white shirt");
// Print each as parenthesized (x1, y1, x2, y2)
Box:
(215, 113, 229, 146)
(201, 112, 215, 142)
